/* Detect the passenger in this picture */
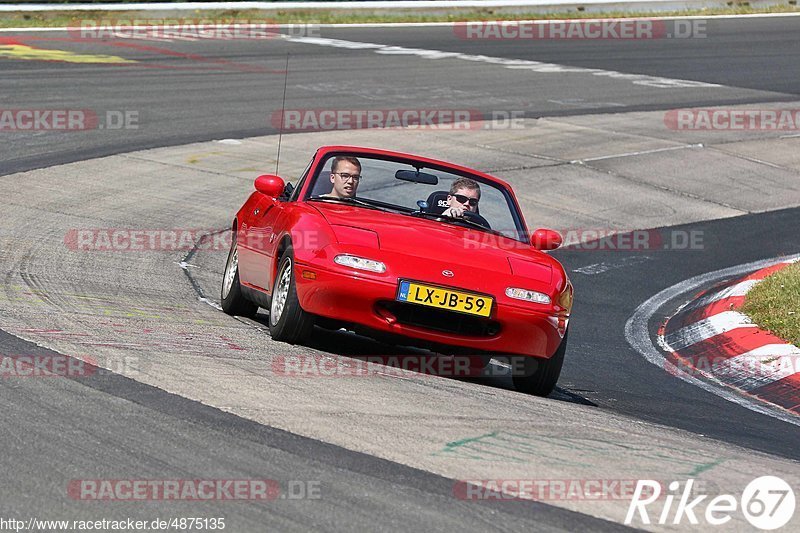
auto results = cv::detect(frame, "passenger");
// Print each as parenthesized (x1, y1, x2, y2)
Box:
(442, 177, 480, 218)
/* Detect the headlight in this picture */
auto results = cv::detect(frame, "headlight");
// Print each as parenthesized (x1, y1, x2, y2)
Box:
(334, 254, 386, 273)
(505, 287, 551, 305)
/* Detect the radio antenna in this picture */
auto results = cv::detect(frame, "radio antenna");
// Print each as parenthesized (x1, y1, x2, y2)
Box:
(275, 53, 290, 176)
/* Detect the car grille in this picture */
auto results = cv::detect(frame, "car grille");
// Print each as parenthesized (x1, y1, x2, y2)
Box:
(378, 301, 500, 337)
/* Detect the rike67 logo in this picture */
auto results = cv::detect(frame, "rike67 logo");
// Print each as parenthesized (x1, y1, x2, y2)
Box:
(626, 477, 795, 529)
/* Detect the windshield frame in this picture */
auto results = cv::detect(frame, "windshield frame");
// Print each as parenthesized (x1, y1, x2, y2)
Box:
(301, 149, 529, 243)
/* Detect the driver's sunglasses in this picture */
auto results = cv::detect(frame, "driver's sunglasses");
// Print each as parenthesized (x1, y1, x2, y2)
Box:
(334, 172, 361, 182)
(452, 193, 479, 207)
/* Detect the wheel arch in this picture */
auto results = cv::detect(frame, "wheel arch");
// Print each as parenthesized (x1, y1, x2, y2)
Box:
(273, 235, 293, 286)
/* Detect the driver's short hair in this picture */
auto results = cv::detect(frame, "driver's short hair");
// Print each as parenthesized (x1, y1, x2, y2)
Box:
(332, 156, 362, 173)
(450, 177, 480, 198)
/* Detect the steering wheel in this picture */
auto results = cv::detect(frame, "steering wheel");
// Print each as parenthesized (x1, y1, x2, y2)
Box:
(463, 210, 491, 229)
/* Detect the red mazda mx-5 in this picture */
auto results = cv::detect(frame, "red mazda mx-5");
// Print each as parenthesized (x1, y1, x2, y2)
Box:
(221, 146, 573, 395)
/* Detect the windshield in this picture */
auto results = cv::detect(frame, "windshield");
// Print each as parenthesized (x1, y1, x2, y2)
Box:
(304, 153, 527, 242)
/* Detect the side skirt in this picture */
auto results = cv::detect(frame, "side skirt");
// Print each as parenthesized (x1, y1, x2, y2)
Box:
(241, 285, 271, 310)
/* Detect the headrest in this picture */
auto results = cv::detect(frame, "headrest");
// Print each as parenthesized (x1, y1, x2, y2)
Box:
(425, 191, 451, 214)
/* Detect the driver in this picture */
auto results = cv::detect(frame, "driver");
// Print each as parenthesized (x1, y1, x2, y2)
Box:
(326, 156, 362, 199)
(441, 177, 480, 218)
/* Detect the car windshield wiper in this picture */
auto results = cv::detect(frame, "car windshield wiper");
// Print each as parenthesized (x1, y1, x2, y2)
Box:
(307, 195, 388, 212)
(411, 210, 498, 234)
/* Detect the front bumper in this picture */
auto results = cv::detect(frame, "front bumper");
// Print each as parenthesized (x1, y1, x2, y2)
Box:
(294, 259, 565, 358)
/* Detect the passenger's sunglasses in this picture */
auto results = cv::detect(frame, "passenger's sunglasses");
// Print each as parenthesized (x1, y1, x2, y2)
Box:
(452, 193, 479, 207)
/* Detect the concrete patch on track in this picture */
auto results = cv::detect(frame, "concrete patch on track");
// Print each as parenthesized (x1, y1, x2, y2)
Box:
(2, 105, 800, 528)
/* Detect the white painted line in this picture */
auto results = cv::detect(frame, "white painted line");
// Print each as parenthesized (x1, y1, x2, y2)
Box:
(679, 278, 761, 313)
(679, 258, 799, 313)
(708, 278, 762, 298)
(717, 344, 800, 392)
(663, 310, 755, 351)
(286, 35, 722, 89)
(573, 143, 701, 164)
(625, 253, 800, 427)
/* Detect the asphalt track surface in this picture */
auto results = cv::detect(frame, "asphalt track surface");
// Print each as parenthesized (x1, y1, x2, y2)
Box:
(560, 206, 800, 454)
(2, 16, 799, 175)
(1, 15, 800, 530)
(0, 329, 627, 532)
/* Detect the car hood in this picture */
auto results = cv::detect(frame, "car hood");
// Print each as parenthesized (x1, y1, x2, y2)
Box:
(311, 202, 554, 285)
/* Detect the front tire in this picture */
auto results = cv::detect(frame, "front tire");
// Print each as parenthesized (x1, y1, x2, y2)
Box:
(511, 331, 568, 396)
(221, 233, 258, 318)
(269, 246, 314, 343)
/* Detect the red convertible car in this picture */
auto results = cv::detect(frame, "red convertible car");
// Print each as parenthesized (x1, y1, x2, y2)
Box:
(221, 146, 572, 395)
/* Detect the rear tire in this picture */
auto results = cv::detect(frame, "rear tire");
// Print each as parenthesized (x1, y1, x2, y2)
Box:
(511, 331, 568, 396)
(268, 246, 314, 344)
(221, 233, 258, 318)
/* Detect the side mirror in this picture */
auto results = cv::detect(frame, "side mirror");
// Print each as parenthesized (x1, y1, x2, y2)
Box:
(531, 228, 562, 251)
(254, 174, 285, 198)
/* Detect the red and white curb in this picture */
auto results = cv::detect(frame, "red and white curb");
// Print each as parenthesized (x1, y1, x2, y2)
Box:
(659, 259, 800, 415)
(626, 254, 800, 426)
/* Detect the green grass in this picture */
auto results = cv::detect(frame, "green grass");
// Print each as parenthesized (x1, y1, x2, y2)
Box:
(741, 262, 800, 346)
(1, 5, 800, 28)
